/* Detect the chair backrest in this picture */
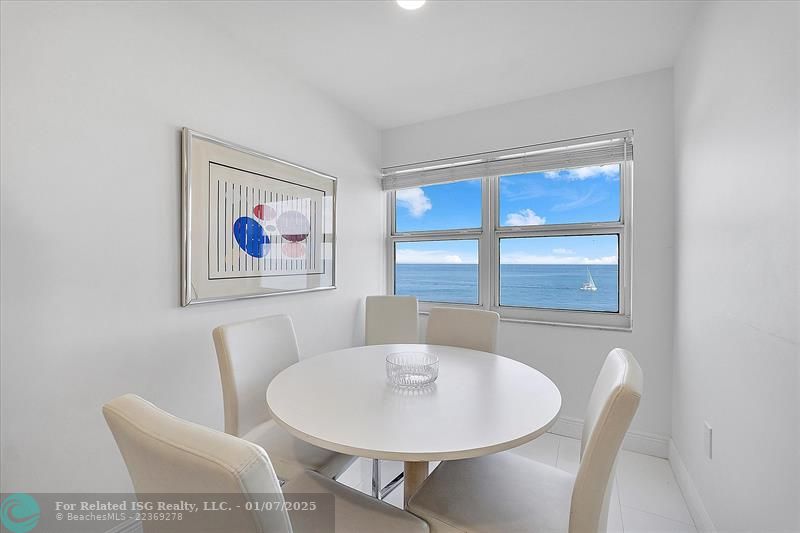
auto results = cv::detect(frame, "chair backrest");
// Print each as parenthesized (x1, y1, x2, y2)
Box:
(425, 307, 500, 353)
(212, 314, 300, 437)
(365, 295, 419, 345)
(570, 348, 643, 533)
(103, 394, 292, 533)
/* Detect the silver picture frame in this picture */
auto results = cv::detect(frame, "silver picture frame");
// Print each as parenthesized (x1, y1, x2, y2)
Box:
(181, 128, 337, 306)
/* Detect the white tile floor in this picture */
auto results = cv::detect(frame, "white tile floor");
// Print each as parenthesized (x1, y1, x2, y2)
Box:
(337, 433, 697, 533)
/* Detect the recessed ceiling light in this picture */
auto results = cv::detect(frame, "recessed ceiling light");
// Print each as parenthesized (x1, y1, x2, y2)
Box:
(397, 0, 426, 10)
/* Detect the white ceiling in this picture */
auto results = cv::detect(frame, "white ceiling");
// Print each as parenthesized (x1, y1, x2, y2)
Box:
(196, 1, 699, 130)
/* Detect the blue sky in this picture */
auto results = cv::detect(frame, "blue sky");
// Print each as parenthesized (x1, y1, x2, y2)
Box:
(396, 178, 482, 232)
(499, 165, 620, 226)
(395, 165, 620, 264)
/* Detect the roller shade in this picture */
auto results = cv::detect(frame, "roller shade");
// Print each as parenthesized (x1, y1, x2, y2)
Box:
(381, 130, 633, 191)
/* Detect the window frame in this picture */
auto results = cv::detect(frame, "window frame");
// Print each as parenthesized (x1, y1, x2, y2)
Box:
(386, 160, 633, 331)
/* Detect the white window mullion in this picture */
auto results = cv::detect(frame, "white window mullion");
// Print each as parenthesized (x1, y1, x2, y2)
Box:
(479, 176, 493, 310)
(495, 223, 624, 239)
(385, 190, 397, 296)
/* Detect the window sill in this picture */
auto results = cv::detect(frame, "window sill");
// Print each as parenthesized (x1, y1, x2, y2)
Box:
(417, 307, 632, 332)
(494, 315, 631, 332)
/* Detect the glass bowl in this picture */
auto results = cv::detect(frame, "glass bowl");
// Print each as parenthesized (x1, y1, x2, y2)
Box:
(386, 351, 439, 388)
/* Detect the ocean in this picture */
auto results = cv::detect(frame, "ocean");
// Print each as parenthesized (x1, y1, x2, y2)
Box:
(395, 264, 619, 313)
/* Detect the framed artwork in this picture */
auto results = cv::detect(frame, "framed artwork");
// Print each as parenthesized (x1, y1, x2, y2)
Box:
(182, 128, 336, 305)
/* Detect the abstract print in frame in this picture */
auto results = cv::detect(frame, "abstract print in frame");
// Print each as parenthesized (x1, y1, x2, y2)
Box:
(182, 128, 336, 305)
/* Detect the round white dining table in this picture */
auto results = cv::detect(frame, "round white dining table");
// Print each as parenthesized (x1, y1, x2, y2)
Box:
(266, 344, 561, 507)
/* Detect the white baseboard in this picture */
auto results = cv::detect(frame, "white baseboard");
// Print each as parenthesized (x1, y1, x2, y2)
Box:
(668, 439, 716, 533)
(548, 415, 670, 458)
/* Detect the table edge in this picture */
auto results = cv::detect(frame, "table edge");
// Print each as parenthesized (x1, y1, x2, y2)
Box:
(267, 394, 562, 462)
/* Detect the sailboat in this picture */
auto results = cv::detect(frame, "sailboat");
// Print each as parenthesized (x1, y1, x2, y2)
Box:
(580, 267, 598, 291)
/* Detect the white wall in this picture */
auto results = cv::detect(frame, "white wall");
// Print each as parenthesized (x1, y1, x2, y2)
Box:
(672, 2, 800, 531)
(382, 69, 675, 439)
(0, 2, 382, 493)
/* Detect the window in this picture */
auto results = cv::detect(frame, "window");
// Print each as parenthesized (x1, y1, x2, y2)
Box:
(384, 131, 632, 329)
(392, 180, 482, 305)
(499, 235, 619, 312)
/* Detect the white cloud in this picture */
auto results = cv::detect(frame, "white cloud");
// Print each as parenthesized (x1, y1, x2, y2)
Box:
(544, 164, 619, 181)
(504, 208, 546, 226)
(396, 187, 432, 217)
(395, 249, 476, 264)
(501, 253, 617, 265)
(552, 248, 575, 255)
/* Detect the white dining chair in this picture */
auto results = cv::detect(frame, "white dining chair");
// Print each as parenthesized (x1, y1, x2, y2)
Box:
(365, 295, 419, 345)
(212, 314, 355, 482)
(407, 348, 643, 533)
(103, 394, 429, 533)
(425, 307, 500, 353)
(364, 295, 419, 500)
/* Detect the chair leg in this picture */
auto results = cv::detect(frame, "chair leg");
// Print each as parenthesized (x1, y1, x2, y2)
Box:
(371, 458, 381, 498)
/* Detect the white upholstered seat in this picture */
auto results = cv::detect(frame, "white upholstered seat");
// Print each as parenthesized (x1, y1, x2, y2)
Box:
(407, 348, 643, 533)
(426, 307, 500, 353)
(212, 314, 355, 482)
(241, 419, 355, 481)
(104, 394, 429, 533)
(365, 295, 419, 345)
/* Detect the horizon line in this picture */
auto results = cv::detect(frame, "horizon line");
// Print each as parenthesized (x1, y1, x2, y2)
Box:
(396, 262, 618, 266)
